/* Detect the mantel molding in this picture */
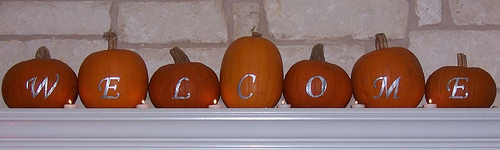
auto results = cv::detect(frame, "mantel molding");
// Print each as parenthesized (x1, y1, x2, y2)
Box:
(1, 108, 500, 149)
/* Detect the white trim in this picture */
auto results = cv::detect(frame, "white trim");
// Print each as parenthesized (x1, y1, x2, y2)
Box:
(1, 108, 499, 149)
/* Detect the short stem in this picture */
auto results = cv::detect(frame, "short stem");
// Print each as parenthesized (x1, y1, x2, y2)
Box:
(457, 53, 467, 67)
(169, 47, 191, 63)
(309, 43, 325, 61)
(35, 46, 51, 59)
(375, 33, 388, 50)
(103, 29, 117, 50)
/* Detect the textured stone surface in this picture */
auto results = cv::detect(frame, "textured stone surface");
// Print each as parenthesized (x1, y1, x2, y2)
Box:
(0, 1, 111, 35)
(409, 30, 500, 88)
(118, 1, 227, 44)
(264, 0, 408, 40)
(450, 0, 500, 25)
(233, 2, 260, 39)
(416, 0, 442, 26)
(0, 40, 106, 108)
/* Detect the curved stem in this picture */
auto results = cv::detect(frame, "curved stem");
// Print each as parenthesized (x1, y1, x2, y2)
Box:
(309, 43, 325, 61)
(103, 29, 117, 50)
(170, 47, 191, 63)
(375, 33, 388, 50)
(35, 46, 51, 59)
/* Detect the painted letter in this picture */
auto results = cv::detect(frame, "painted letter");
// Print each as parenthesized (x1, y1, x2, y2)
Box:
(172, 77, 191, 100)
(447, 77, 469, 99)
(305, 75, 327, 98)
(99, 77, 121, 99)
(373, 76, 401, 99)
(237, 74, 256, 99)
(25, 74, 59, 99)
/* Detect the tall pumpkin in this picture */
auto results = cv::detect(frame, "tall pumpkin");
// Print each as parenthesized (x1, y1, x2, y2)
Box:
(284, 44, 352, 108)
(149, 47, 220, 108)
(425, 53, 496, 108)
(351, 33, 425, 108)
(2, 46, 78, 108)
(78, 29, 148, 108)
(220, 32, 283, 108)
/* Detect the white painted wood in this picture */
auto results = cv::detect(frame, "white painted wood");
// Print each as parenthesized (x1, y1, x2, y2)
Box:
(0, 108, 499, 149)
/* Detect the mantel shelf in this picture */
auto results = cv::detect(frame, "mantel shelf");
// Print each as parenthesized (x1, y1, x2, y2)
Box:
(1, 108, 500, 149)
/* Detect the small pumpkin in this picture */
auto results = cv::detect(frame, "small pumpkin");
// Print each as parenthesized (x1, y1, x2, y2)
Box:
(220, 32, 283, 108)
(284, 44, 352, 108)
(425, 53, 496, 108)
(78, 29, 148, 108)
(149, 47, 220, 108)
(2, 46, 78, 108)
(351, 33, 425, 108)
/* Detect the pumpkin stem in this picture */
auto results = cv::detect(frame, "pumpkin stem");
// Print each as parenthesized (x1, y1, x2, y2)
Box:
(103, 29, 118, 50)
(375, 33, 388, 50)
(309, 43, 325, 61)
(170, 47, 191, 63)
(457, 53, 467, 67)
(251, 32, 262, 37)
(35, 46, 51, 59)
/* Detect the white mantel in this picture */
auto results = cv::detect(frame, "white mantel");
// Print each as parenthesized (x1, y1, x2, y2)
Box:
(1, 108, 499, 149)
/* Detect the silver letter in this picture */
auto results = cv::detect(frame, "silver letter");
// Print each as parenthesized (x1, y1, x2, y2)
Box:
(237, 74, 256, 99)
(25, 74, 59, 99)
(373, 76, 401, 99)
(447, 77, 469, 99)
(306, 76, 327, 98)
(99, 77, 121, 99)
(172, 77, 191, 100)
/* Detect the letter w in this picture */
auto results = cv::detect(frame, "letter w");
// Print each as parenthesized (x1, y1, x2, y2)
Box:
(25, 74, 59, 99)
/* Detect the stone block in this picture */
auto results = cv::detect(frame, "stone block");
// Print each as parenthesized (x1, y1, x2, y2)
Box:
(264, 0, 408, 40)
(118, 1, 227, 44)
(0, 1, 111, 35)
(233, 2, 260, 39)
(450, 0, 500, 25)
(416, 0, 442, 26)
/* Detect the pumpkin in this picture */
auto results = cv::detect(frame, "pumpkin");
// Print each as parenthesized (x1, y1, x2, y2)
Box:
(149, 47, 220, 108)
(2, 46, 78, 108)
(283, 44, 352, 108)
(220, 32, 283, 108)
(351, 33, 425, 108)
(78, 29, 148, 108)
(425, 53, 496, 108)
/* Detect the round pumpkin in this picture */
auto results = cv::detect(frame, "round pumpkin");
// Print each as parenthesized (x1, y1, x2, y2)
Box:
(149, 47, 220, 108)
(78, 29, 148, 108)
(351, 33, 425, 108)
(220, 32, 283, 108)
(425, 53, 496, 108)
(2, 46, 78, 108)
(284, 43, 352, 108)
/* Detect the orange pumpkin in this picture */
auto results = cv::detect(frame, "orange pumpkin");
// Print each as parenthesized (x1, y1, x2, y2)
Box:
(78, 29, 148, 108)
(351, 33, 425, 108)
(284, 44, 352, 108)
(220, 32, 283, 108)
(2, 46, 78, 108)
(425, 53, 496, 108)
(149, 47, 220, 108)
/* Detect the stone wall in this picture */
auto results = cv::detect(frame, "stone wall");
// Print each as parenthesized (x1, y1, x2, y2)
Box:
(1, 0, 499, 108)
